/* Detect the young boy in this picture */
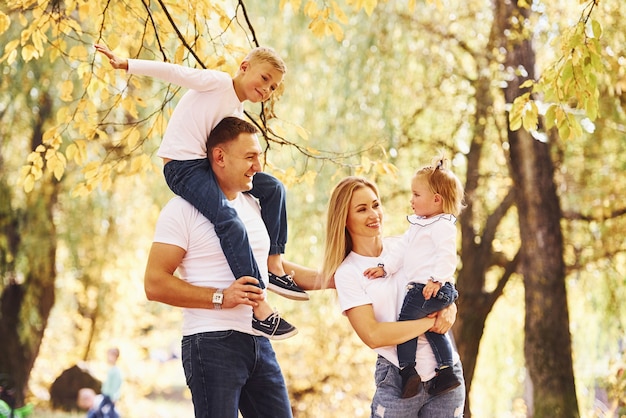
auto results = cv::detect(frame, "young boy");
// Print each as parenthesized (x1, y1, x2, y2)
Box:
(77, 388, 120, 418)
(95, 44, 308, 339)
(364, 156, 465, 398)
(101, 347, 122, 405)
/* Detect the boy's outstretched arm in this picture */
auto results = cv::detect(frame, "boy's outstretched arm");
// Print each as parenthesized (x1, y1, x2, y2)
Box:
(95, 44, 128, 70)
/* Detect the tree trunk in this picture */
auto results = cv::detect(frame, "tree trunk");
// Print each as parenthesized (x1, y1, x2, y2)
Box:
(0, 92, 58, 407)
(499, 2, 579, 416)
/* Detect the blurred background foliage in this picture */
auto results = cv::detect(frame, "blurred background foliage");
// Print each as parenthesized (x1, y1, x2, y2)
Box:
(1, 0, 625, 417)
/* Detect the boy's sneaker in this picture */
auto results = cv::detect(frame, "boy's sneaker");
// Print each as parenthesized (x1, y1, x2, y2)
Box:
(252, 312, 298, 340)
(268, 272, 310, 301)
(427, 366, 461, 396)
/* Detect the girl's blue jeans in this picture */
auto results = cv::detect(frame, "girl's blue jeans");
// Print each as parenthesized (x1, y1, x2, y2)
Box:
(397, 282, 459, 370)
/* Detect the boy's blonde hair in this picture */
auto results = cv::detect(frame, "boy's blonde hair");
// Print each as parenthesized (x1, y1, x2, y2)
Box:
(416, 155, 466, 217)
(244, 46, 287, 74)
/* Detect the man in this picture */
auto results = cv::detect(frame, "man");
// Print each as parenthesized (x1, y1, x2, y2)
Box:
(144, 117, 320, 417)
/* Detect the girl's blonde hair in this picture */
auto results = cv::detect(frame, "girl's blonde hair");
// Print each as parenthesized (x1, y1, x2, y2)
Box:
(322, 177, 380, 285)
(244, 46, 287, 74)
(416, 155, 466, 216)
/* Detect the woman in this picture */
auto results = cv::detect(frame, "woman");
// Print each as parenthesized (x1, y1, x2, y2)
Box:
(322, 176, 465, 417)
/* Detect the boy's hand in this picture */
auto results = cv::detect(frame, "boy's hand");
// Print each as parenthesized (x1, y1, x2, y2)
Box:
(363, 266, 385, 280)
(95, 44, 128, 70)
(422, 279, 442, 300)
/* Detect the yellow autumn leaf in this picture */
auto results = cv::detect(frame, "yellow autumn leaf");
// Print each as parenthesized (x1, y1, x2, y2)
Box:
(295, 125, 309, 140)
(0, 11, 11, 35)
(23, 173, 35, 193)
(66, 143, 77, 161)
(304, 0, 319, 18)
(21, 44, 38, 62)
(522, 101, 538, 131)
(305, 147, 320, 156)
(122, 96, 139, 118)
(363, 0, 377, 16)
(126, 128, 141, 149)
(59, 80, 74, 102)
(309, 19, 326, 38)
(332, 1, 349, 24)
(328, 21, 344, 42)
(83, 162, 101, 179)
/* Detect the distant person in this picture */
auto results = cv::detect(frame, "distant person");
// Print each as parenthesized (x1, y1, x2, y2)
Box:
(95, 42, 307, 339)
(77, 388, 120, 418)
(363, 156, 465, 398)
(101, 347, 122, 404)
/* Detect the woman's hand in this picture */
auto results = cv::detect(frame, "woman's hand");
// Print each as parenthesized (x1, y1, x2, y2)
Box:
(95, 44, 128, 70)
(429, 303, 457, 334)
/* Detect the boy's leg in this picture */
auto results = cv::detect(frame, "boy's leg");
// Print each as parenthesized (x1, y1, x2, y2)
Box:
(249, 172, 308, 300)
(164, 160, 262, 286)
(249, 172, 287, 256)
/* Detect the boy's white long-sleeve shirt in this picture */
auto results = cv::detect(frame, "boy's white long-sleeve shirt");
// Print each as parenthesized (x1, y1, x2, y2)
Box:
(127, 59, 244, 160)
(386, 213, 459, 284)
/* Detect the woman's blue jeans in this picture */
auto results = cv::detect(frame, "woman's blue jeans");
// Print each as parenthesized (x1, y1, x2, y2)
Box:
(181, 330, 292, 418)
(371, 356, 465, 418)
(164, 159, 288, 285)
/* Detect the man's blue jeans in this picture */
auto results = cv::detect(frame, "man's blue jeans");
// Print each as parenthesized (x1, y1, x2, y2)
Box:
(165, 159, 288, 285)
(181, 331, 292, 418)
(397, 282, 459, 370)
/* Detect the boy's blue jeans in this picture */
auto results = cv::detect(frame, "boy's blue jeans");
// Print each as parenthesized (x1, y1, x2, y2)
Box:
(164, 159, 288, 286)
(181, 331, 293, 418)
(397, 282, 459, 370)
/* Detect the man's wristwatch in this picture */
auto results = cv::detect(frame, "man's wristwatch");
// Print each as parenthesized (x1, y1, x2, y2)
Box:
(212, 289, 224, 310)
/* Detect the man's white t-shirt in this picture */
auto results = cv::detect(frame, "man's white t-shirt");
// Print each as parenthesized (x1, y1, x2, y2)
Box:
(334, 238, 459, 381)
(153, 195, 269, 336)
(127, 59, 244, 161)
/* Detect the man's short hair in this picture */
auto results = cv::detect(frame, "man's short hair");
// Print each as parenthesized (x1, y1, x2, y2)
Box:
(207, 117, 259, 155)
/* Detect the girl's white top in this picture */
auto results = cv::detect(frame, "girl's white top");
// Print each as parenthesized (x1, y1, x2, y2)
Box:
(384, 213, 458, 284)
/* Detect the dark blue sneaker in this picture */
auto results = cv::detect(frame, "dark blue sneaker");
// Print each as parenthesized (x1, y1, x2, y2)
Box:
(252, 312, 298, 340)
(268, 272, 310, 301)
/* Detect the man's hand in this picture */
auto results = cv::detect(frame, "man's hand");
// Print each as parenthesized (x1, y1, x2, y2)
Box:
(222, 276, 265, 309)
(428, 303, 457, 334)
(95, 44, 128, 70)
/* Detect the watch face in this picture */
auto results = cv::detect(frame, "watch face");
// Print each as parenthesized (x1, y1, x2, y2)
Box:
(213, 292, 223, 303)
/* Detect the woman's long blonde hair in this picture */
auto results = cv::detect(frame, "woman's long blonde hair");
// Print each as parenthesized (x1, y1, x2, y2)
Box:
(322, 177, 380, 286)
